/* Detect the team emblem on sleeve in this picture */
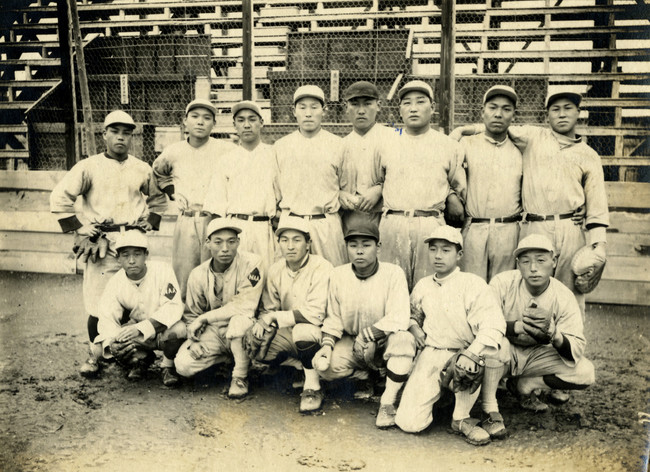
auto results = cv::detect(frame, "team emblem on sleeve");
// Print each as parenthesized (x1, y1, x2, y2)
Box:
(165, 283, 177, 300)
(248, 268, 261, 286)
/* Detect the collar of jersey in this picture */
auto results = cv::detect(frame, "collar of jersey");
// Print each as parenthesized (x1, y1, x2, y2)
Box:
(432, 266, 461, 285)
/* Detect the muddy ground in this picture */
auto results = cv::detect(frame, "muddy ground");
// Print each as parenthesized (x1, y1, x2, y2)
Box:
(0, 271, 648, 472)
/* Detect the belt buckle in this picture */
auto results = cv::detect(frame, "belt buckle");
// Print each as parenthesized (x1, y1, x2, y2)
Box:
(405, 209, 414, 218)
(521, 212, 529, 224)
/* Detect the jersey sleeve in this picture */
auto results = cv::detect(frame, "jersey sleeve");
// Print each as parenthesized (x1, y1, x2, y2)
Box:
(141, 166, 167, 219)
(152, 151, 175, 194)
(321, 273, 345, 339)
(582, 149, 610, 244)
(184, 267, 212, 323)
(447, 140, 467, 203)
(95, 274, 127, 356)
(336, 139, 353, 193)
(507, 125, 540, 152)
(259, 265, 282, 314)
(149, 265, 184, 329)
(374, 266, 410, 333)
(290, 260, 333, 327)
(49, 160, 92, 231)
(554, 285, 587, 366)
(409, 281, 426, 328)
(466, 282, 506, 357)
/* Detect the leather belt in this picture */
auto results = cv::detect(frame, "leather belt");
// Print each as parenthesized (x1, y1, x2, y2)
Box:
(289, 212, 326, 220)
(180, 209, 211, 217)
(470, 214, 522, 224)
(523, 211, 574, 222)
(228, 213, 270, 222)
(97, 224, 143, 233)
(386, 209, 442, 218)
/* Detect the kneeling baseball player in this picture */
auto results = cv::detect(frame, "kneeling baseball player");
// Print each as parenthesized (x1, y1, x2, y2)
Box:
(244, 215, 333, 412)
(173, 219, 265, 398)
(311, 220, 416, 428)
(394, 226, 508, 445)
(93, 231, 185, 384)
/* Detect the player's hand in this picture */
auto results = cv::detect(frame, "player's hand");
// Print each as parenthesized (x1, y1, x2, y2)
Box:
(339, 191, 360, 210)
(77, 224, 100, 237)
(456, 352, 478, 373)
(312, 345, 333, 372)
(116, 325, 141, 343)
(110, 340, 136, 363)
(187, 341, 207, 360)
(187, 317, 207, 341)
(571, 205, 586, 226)
(139, 221, 153, 232)
(448, 128, 465, 142)
(356, 186, 382, 213)
(174, 194, 189, 211)
(445, 193, 465, 224)
(408, 325, 426, 349)
(252, 313, 274, 339)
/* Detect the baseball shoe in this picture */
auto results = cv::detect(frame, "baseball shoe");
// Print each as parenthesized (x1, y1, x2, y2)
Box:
(481, 411, 507, 440)
(375, 404, 397, 429)
(353, 378, 374, 400)
(162, 367, 180, 387)
(79, 357, 100, 378)
(549, 389, 570, 404)
(450, 418, 491, 446)
(127, 365, 146, 381)
(299, 389, 324, 413)
(228, 377, 249, 399)
(506, 378, 549, 413)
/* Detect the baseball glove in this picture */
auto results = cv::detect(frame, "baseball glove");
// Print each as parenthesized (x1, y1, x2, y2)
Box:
(439, 350, 485, 394)
(72, 234, 108, 263)
(243, 319, 277, 361)
(109, 340, 137, 366)
(352, 335, 383, 371)
(571, 244, 607, 294)
(522, 304, 556, 345)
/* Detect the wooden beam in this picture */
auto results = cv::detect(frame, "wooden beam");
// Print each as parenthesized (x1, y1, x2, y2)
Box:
(606, 182, 650, 210)
(56, 0, 76, 171)
(242, 0, 253, 101)
(438, 0, 455, 134)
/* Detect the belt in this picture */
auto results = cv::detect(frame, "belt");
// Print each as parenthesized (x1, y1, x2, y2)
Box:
(289, 212, 327, 220)
(386, 209, 442, 218)
(97, 224, 144, 233)
(523, 211, 574, 222)
(469, 213, 522, 224)
(228, 213, 270, 222)
(180, 209, 211, 218)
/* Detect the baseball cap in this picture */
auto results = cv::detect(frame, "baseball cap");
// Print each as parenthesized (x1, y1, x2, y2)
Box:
(232, 100, 263, 119)
(423, 225, 463, 248)
(545, 91, 582, 109)
(103, 110, 136, 130)
(293, 85, 325, 105)
(115, 230, 148, 251)
(398, 80, 434, 102)
(275, 215, 310, 237)
(483, 85, 518, 107)
(186, 99, 217, 118)
(513, 234, 555, 258)
(344, 220, 380, 242)
(206, 218, 242, 238)
(343, 81, 380, 101)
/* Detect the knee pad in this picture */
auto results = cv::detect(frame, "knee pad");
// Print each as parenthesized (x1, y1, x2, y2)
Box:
(295, 340, 320, 369)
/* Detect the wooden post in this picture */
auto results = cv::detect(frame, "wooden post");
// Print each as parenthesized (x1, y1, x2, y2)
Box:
(56, 0, 77, 169)
(242, 0, 253, 101)
(439, 0, 455, 134)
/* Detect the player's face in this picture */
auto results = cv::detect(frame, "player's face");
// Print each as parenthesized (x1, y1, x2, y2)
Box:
(427, 240, 461, 278)
(482, 96, 515, 137)
(346, 237, 379, 271)
(278, 229, 310, 265)
(293, 98, 324, 132)
(234, 109, 263, 144)
(548, 99, 579, 136)
(103, 125, 133, 158)
(184, 107, 215, 139)
(346, 97, 380, 133)
(517, 250, 557, 290)
(399, 92, 433, 132)
(117, 247, 148, 280)
(206, 229, 240, 266)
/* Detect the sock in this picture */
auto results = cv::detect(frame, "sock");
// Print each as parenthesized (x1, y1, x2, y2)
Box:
(88, 341, 102, 361)
(452, 388, 482, 421)
(482, 363, 509, 413)
(160, 355, 174, 369)
(381, 357, 411, 405)
(303, 368, 321, 391)
(380, 379, 402, 405)
(230, 337, 250, 379)
(517, 376, 548, 396)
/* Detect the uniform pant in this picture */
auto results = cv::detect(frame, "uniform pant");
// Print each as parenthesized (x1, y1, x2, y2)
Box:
(227, 217, 279, 271)
(379, 213, 445, 290)
(519, 219, 586, 313)
(172, 213, 212, 301)
(261, 324, 322, 367)
(461, 221, 519, 282)
(174, 314, 253, 378)
(83, 251, 121, 317)
(509, 343, 595, 387)
(341, 210, 381, 236)
(284, 211, 347, 267)
(316, 331, 416, 381)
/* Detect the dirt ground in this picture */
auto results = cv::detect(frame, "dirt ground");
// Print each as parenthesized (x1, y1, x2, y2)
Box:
(0, 271, 648, 472)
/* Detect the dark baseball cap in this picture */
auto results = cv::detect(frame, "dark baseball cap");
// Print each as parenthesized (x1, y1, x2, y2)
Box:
(344, 220, 380, 242)
(483, 85, 518, 107)
(546, 91, 582, 109)
(343, 81, 380, 101)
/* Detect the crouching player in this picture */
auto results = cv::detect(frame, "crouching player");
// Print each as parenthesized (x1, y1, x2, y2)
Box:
(94, 231, 185, 384)
(394, 226, 508, 445)
(312, 220, 416, 428)
(174, 219, 265, 398)
(489, 234, 595, 413)
(245, 215, 333, 412)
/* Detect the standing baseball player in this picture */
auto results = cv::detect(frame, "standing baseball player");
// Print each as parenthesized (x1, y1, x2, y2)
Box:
(93, 231, 185, 385)
(394, 226, 508, 445)
(272, 85, 354, 267)
(459, 85, 522, 282)
(340, 81, 394, 232)
(245, 215, 333, 412)
(173, 219, 264, 399)
(311, 220, 416, 428)
(375, 80, 466, 290)
(50, 110, 166, 378)
(488, 234, 595, 415)
(203, 100, 281, 269)
(152, 99, 238, 299)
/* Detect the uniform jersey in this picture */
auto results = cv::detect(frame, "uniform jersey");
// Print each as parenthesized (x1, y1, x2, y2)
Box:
(203, 142, 281, 218)
(152, 137, 238, 209)
(95, 260, 183, 353)
(322, 262, 410, 338)
(260, 254, 333, 328)
(410, 268, 505, 355)
(489, 270, 586, 364)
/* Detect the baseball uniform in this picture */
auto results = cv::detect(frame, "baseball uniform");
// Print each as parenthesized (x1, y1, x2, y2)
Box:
(394, 268, 507, 433)
(203, 142, 281, 270)
(152, 137, 238, 299)
(174, 251, 264, 379)
(460, 133, 523, 281)
(50, 153, 166, 318)
(273, 129, 351, 267)
(376, 129, 467, 289)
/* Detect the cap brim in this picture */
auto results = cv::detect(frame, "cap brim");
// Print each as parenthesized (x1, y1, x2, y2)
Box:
(424, 236, 461, 247)
(546, 92, 581, 108)
(513, 246, 554, 257)
(399, 87, 433, 101)
(484, 91, 517, 105)
(275, 227, 309, 237)
(208, 226, 242, 237)
(105, 122, 136, 129)
(344, 232, 379, 241)
(294, 94, 325, 104)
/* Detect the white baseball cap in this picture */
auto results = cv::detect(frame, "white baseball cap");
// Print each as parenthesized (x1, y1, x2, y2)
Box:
(232, 100, 263, 119)
(206, 218, 242, 238)
(186, 98, 217, 118)
(483, 85, 518, 106)
(115, 230, 148, 251)
(514, 234, 555, 258)
(398, 80, 434, 102)
(275, 215, 310, 237)
(545, 91, 582, 109)
(424, 225, 463, 248)
(104, 110, 136, 129)
(293, 85, 325, 105)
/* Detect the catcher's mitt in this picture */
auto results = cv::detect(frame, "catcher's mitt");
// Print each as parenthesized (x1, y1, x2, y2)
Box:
(243, 319, 277, 361)
(72, 234, 108, 263)
(439, 350, 485, 394)
(109, 340, 137, 366)
(352, 336, 384, 371)
(522, 303, 556, 345)
(571, 244, 607, 294)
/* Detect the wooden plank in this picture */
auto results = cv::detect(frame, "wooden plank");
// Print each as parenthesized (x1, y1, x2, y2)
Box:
(0, 80, 60, 88)
(606, 182, 650, 210)
(0, 250, 76, 274)
(0, 150, 29, 159)
(416, 48, 650, 60)
(411, 25, 649, 40)
(601, 157, 650, 166)
(582, 97, 650, 108)
(1, 59, 61, 66)
(0, 171, 65, 191)
(600, 256, 650, 283)
(0, 125, 28, 133)
(0, 103, 35, 110)
(608, 211, 650, 235)
(606, 233, 650, 258)
(586, 279, 650, 306)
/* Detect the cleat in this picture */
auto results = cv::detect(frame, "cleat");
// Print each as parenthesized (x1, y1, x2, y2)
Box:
(127, 365, 145, 381)
(481, 411, 507, 440)
(549, 389, 570, 404)
(299, 389, 324, 413)
(79, 357, 100, 378)
(162, 367, 180, 387)
(353, 378, 374, 400)
(520, 392, 549, 413)
(375, 404, 397, 429)
(451, 418, 491, 446)
(228, 377, 249, 399)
